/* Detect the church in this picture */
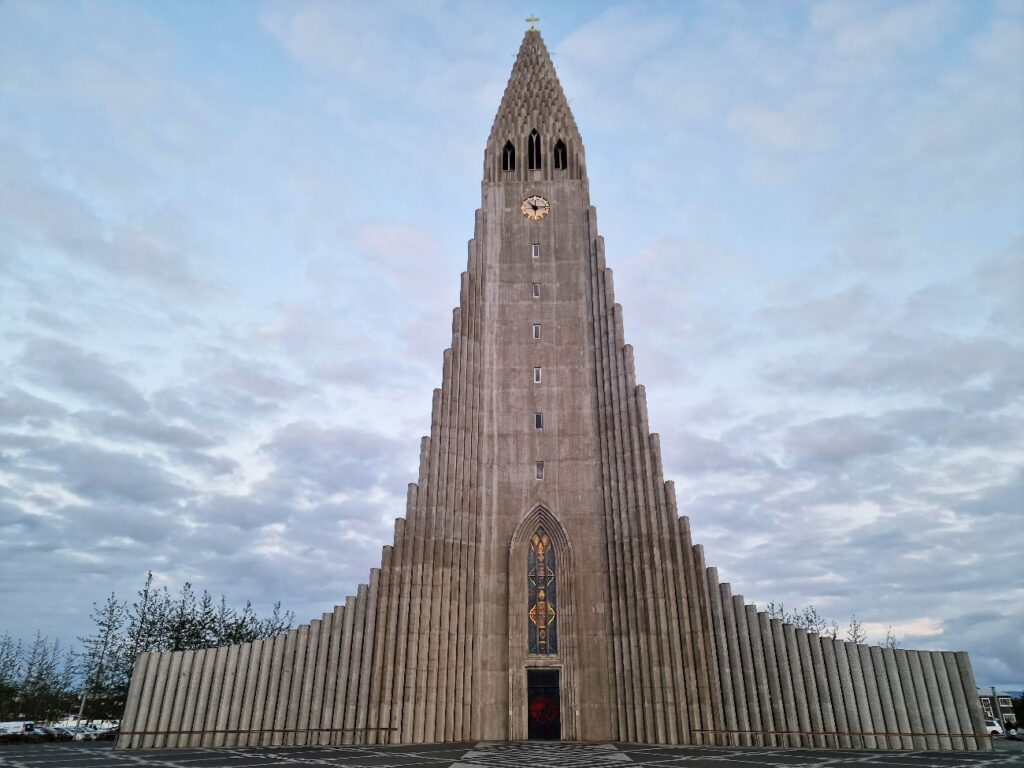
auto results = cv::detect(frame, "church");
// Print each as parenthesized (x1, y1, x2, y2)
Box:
(117, 29, 988, 752)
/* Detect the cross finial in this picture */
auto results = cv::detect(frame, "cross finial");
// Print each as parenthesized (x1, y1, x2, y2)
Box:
(525, 15, 539, 30)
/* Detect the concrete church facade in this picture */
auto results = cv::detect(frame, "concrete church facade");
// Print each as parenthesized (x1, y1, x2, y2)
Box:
(118, 30, 989, 751)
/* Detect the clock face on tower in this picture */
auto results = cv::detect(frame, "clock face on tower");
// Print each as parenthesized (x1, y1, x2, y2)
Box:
(521, 195, 551, 221)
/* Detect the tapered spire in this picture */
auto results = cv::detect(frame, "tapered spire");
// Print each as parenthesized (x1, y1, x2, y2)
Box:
(484, 29, 585, 181)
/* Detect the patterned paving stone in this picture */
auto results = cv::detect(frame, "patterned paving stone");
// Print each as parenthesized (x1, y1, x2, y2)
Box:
(452, 742, 631, 767)
(0, 742, 1021, 768)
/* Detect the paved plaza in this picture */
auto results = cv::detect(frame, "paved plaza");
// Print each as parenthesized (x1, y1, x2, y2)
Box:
(1, 741, 1022, 768)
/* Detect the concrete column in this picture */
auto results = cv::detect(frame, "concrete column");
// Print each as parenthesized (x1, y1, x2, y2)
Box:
(706, 567, 736, 745)
(332, 595, 357, 744)
(881, 648, 913, 749)
(783, 624, 811, 747)
(356, 570, 382, 743)
(771, 619, 800, 747)
(943, 652, 977, 750)
(308, 614, 332, 745)
(795, 630, 824, 747)
(906, 650, 939, 750)
(345, 584, 370, 742)
(929, 650, 963, 750)
(821, 639, 850, 748)
(591, 249, 635, 743)
(378, 522, 404, 743)
(745, 606, 774, 746)
(845, 643, 875, 749)
(271, 631, 296, 746)
(732, 597, 762, 744)
(955, 651, 990, 752)
(919, 649, 952, 750)
(140, 651, 170, 749)
(259, 633, 284, 746)
(869, 646, 900, 750)
(808, 635, 837, 748)
(297, 621, 321, 746)
(167, 650, 196, 748)
(179, 649, 207, 747)
(213, 644, 240, 747)
(692, 546, 724, 745)
(758, 612, 785, 747)
(720, 583, 749, 745)
(283, 626, 308, 746)
(238, 640, 265, 748)
(118, 651, 149, 749)
(368, 555, 393, 744)
(894, 649, 926, 750)
(224, 643, 250, 747)
(857, 644, 887, 750)
(153, 651, 182, 749)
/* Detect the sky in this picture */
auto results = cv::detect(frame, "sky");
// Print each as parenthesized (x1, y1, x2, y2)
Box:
(1, 0, 1021, 691)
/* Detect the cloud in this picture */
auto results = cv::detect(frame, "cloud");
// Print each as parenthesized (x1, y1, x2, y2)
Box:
(0, 387, 66, 424)
(17, 338, 148, 414)
(259, 420, 405, 499)
(28, 442, 189, 505)
(73, 409, 217, 450)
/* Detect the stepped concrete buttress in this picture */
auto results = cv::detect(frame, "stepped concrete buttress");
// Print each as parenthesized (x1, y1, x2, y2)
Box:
(117, 30, 989, 751)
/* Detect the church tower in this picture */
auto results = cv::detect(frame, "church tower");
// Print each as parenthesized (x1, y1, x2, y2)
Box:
(118, 29, 989, 751)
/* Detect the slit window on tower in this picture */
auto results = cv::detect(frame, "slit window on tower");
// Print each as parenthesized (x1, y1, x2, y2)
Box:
(533, 367, 542, 383)
(532, 324, 541, 340)
(535, 412, 543, 429)
(554, 139, 567, 169)
(502, 140, 516, 171)
(531, 243, 540, 260)
(528, 129, 541, 170)
(535, 461, 545, 480)
(532, 283, 541, 298)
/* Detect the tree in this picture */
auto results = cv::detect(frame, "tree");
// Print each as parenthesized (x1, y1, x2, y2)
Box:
(77, 593, 129, 720)
(882, 625, 901, 649)
(845, 615, 868, 644)
(0, 633, 24, 720)
(76, 572, 294, 719)
(764, 602, 839, 638)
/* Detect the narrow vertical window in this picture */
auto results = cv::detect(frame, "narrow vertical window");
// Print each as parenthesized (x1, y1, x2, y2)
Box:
(535, 461, 545, 480)
(535, 412, 543, 429)
(528, 129, 541, 170)
(554, 139, 567, 169)
(502, 140, 516, 171)
(533, 367, 542, 383)
(528, 528, 557, 654)
(532, 324, 541, 340)
(532, 283, 540, 298)
(531, 243, 540, 260)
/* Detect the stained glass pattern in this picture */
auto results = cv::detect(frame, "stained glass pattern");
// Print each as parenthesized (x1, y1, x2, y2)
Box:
(528, 529, 557, 654)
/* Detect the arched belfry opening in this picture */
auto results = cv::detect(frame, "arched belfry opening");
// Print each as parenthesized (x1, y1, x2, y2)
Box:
(502, 140, 516, 171)
(553, 139, 567, 170)
(508, 506, 578, 741)
(528, 128, 541, 170)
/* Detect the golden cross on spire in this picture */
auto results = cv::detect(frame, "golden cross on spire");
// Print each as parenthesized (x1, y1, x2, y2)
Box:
(525, 14, 539, 30)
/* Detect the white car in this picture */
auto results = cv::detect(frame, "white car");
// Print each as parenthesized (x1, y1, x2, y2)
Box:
(985, 718, 1003, 736)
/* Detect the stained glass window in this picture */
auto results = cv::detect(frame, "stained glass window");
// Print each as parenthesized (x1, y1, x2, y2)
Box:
(528, 528, 557, 654)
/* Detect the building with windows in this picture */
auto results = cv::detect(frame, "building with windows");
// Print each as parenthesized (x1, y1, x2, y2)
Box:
(117, 28, 989, 752)
(978, 688, 1018, 730)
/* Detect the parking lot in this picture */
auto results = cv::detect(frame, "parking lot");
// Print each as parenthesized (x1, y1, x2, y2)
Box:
(0, 740, 1022, 768)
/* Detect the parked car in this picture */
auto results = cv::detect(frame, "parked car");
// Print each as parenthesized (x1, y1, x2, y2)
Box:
(0, 721, 35, 735)
(985, 718, 1004, 736)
